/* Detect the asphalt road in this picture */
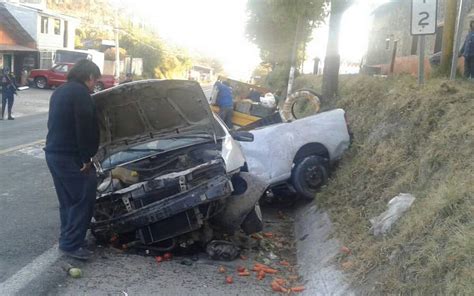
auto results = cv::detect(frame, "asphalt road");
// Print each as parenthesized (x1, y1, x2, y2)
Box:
(0, 84, 298, 295)
(0, 88, 59, 294)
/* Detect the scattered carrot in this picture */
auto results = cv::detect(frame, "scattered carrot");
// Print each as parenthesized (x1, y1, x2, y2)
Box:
(254, 263, 271, 269)
(238, 271, 251, 276)
(263, 232, 274, 238)
(279, 261, 290, 267)
(163, 252, 173, 261)
(290, 286, 305, 292)
(218, 266, 226, 273)
(274, 278, 286, 286)
(271, 280, 288, 293)
(257, 270, 266, 280)
(155, 256, 163, 263)
(237, 266, 246, 273)
(225, 275, 233, 284)
(340, 246, 351, 255)
(262, 267, 278, 274)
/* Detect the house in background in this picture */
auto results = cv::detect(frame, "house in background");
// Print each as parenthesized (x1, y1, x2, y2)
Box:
(365, 0, 474, 76)
(0, 0, 78, 80)
(0, 2, 37, 82)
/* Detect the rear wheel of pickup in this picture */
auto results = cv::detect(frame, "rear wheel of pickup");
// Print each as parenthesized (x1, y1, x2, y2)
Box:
(291, 155, 328, 200)
(35, 77, 47, 89)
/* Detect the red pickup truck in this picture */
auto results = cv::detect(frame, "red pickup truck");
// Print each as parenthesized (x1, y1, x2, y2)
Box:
(28, 63, 117, 92)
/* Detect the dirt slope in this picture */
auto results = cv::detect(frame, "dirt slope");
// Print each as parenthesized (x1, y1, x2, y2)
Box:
(295, 74, 473, 295)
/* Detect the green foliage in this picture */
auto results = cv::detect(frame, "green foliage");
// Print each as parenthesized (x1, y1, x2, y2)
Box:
(246, 0, 326, 88)
(119, 28, 164, 78)
(246, 0, 325, 65)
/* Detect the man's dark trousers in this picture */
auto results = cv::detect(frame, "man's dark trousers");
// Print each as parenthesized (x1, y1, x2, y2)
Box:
(45, 153, 97, 252)
(464, 56, 474, 78)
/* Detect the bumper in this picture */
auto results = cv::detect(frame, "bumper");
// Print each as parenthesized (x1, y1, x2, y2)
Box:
(91, 175, 233, 241)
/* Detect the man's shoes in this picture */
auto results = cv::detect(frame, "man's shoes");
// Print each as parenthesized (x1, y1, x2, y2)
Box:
(61, 247, 93, 260)
(7, 116, 14, 120)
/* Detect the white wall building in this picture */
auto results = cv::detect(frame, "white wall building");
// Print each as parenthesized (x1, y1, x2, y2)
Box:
(2, 0, 78, 68)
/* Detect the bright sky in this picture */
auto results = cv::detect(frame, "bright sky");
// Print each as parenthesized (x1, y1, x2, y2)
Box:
(115, 0, 390, 79)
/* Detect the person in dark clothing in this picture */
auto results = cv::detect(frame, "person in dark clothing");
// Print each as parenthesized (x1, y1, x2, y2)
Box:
(44, 59, 101, 260)
(460, 21, 474, 78)
(215, 80, 234, 128)
(1, 67, 17, 120)
(247, 88, 261, 102)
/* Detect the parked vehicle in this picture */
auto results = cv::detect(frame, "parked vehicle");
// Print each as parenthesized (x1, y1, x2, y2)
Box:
(239, 108, 351, 200)
(28, 63, 116, 92)
(90, 80, 265, 250)
(54, 49, 105, 73)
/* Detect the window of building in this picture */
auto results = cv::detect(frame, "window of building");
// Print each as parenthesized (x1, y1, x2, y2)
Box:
(41, 16, 49, 34)
(411, 36, 418, 55)
(54, 19, 61, 35)
(40, 50, 53, 69)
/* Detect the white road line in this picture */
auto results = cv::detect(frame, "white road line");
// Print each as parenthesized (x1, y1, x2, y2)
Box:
(0, 244, 60, 295)
(0, 140, 45, 156)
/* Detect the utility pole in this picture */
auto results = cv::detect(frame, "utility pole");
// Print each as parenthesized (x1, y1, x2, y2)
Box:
(440, 0, 458, 75)
(287, 16, 302, 98)
(450, 0, 466, 80)
(114, 9, 120, 82)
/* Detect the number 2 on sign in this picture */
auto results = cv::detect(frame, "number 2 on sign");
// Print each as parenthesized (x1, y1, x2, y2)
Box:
(418, 12, 430, 28)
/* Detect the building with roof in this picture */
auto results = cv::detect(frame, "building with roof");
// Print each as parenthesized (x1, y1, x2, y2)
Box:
(0, 0, 78, 80)
(365, 0, 474, 75)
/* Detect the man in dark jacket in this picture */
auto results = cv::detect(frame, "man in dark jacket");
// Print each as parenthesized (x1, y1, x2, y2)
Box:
(460, 21, 474, 78)
(44, 59, 101, 260)
(215, 80, 234, 128)
(1, 67, 17, 120)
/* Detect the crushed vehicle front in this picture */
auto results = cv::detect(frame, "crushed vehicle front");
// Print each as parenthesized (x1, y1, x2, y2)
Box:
(90, 80, 259, 250)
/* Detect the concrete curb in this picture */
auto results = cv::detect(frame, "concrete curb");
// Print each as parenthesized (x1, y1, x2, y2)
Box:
(294, 203, 354, 296)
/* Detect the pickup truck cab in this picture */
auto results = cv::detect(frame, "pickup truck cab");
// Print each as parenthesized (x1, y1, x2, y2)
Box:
(28, 63, 117, 92)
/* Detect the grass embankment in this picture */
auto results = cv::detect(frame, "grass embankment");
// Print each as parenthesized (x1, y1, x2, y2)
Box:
(294, 74, 473, 294)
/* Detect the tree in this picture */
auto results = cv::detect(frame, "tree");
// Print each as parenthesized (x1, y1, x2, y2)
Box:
(321, 0, 353, 101)
(246, 0, 325, 88)
(439, 0, 458, 75)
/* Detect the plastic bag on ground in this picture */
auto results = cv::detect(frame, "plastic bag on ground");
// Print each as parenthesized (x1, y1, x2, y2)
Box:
(370, 193, 415, 236)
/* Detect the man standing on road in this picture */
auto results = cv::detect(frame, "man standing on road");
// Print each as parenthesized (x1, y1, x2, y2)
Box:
(215, 80, 234, 128)
(1, 67, 17, 120)
(459, 20, 474, 79)
(44, 60, 101, 260)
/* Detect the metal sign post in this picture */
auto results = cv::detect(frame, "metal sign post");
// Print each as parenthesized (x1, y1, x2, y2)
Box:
(450, 0, 466, 80)
(411, 0, 438, 85)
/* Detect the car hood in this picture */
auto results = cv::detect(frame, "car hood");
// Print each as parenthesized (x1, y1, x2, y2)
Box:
(92, 79, 218, 162)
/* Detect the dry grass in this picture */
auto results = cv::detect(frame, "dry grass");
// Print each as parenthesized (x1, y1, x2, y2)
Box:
(295, 74, 474, 294)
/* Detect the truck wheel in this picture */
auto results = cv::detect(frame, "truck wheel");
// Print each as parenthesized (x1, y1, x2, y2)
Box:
(241, 203, 263, 235)
(291, 155, 328, 200)
(35, 77, 47, 89)
(94, 82, 104, 92)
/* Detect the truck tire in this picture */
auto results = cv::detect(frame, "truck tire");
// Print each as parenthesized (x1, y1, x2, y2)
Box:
(35, 77, 47, 89)
(241, 203, 263, 235)
(291, 155, 328, 200)
(280, 89, 321, 122)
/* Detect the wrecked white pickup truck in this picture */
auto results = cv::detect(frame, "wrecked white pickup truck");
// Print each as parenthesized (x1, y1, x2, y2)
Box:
(90, 80, 266, 252)
(239, 108, 352, 200)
